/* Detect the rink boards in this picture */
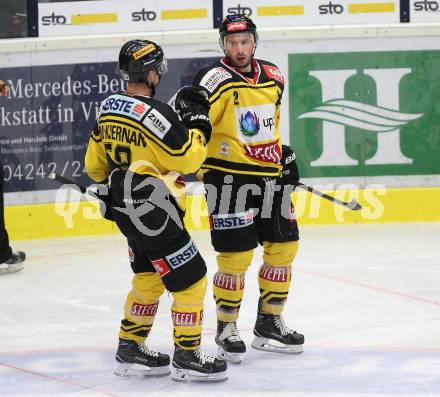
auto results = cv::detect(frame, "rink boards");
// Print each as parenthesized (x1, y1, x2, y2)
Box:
(6, 186, 440, 240)
(2, 25, 440, 240)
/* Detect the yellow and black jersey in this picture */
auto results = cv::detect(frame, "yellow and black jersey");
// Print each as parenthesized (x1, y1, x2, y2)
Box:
(85, 92, 207, 185)
(193, 58, 285, 177)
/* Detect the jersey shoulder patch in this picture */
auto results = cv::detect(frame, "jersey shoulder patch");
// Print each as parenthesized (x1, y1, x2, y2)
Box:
(142, 107, 172, 140)
(199, 67, 233, 93)
(261, 63, 285, 85)
(100, 94, 150, 121)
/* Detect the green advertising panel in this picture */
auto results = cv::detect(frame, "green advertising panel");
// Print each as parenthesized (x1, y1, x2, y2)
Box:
(289, 50, 440, 178)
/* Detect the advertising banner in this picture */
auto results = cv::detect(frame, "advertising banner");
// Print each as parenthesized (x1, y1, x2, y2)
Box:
(289, 50, 440, 178)
(0, 57, 216, 193)
(222, 0, 399, 26)
(2, 33, 440, 203)
(38, 0, 213, 37)
(409, 0, 440, 22)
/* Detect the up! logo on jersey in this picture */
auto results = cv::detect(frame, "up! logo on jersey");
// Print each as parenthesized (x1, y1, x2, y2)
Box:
(235, 103, 276, 144)
(263, 65, 285, 84)
(239, 111, 260, 136)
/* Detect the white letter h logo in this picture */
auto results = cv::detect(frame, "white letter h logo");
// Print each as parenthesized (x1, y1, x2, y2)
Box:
(307, 68, 414, 166)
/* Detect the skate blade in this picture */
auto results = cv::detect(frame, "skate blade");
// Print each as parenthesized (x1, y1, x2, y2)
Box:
(114, 363, 171, 377)
(251, 336, 303, 354)
(171, 367, 228, 383)
(217, 346, 244, 364)
(0, 263, 24, 274)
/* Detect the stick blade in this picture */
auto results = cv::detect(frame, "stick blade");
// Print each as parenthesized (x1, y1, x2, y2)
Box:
(346, 199, 362, 211)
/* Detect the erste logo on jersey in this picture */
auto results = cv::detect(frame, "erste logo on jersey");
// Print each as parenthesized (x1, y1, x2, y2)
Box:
(151, 240, 198, 277)
(235, 103, 276, 144)
(151, 258, 171, 277)
(102, 95, 134, 114)
(101, 94, 149, 120)
(209, 210, 254, 230)
(166, 240, 198, 269)
(132, 103, 148, 117)
(263, 65, 285, 84)
(143, 108, 171, 139)
(199, 67, 232, 93)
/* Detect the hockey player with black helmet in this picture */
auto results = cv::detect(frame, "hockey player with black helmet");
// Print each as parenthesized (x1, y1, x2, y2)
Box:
(193, 15, 304, 363)
(85, 39, 227, 382)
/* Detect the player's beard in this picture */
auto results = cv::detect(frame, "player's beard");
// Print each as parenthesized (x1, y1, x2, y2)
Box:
(225, 48, 254, 70)
(147, 76, 160, 97)
(231, 56, 252, 70)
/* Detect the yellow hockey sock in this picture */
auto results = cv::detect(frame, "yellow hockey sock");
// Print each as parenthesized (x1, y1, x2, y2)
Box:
(119, 272, 165, 343)
(172, 275, 207, 349)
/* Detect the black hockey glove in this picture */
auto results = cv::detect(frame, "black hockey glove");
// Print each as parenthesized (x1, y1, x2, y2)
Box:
(175, 85, 212, 143)
(280, 144, 300, 186)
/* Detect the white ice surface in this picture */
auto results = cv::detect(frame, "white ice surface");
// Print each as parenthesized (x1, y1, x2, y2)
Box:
(1, 223, 440, 397)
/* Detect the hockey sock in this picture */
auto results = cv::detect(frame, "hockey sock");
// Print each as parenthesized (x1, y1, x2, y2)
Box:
(258, 241, 298, 314)
(119, 272, 165, 343)
(214, 250, 253, 322)
(172, 275, 207, 349)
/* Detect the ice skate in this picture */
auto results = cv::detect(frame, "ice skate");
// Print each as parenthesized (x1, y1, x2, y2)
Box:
(251, 312, 304, 354)
(114, 338, 170, 377)
(215, 321, 246, 363)
(0, 251, 25, 274)
(172, 347, 227, 382)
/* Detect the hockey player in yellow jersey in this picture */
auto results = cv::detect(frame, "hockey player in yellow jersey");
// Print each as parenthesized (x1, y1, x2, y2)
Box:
(193, 15, 304, 363)
(85, 39, 227, 381)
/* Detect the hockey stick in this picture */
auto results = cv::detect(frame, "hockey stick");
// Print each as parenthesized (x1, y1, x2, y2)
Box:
(294, 182, 362, 211)
(48, 172, 87, 194)
(48, 172, 114, 221)
(49, 173, 361, 210)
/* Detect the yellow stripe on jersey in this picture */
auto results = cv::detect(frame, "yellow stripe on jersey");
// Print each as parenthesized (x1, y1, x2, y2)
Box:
(201, 160, 280, 176)
(209, 81, 277, 104)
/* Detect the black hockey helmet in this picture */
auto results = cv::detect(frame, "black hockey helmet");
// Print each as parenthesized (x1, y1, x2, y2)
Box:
(118, 39, 168, 83)
(219, 14, 258, 48)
